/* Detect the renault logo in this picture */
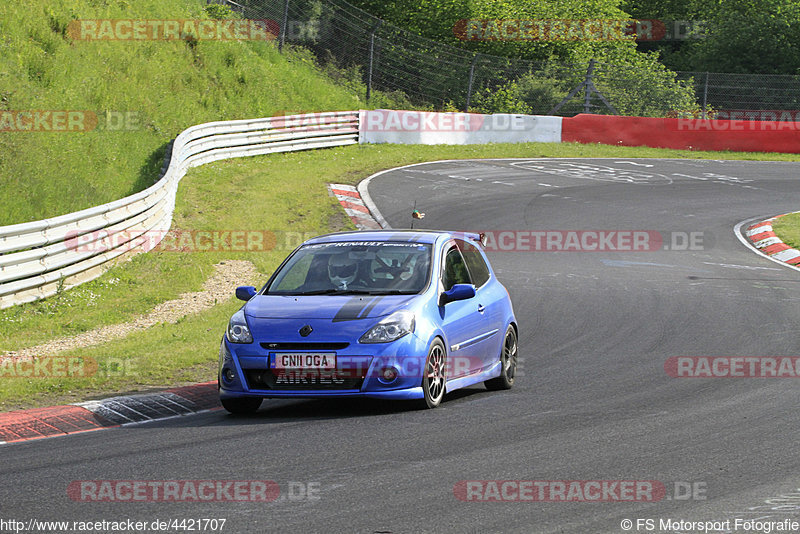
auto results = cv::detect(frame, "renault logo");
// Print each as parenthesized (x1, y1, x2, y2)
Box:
(299, 325, 313, 337)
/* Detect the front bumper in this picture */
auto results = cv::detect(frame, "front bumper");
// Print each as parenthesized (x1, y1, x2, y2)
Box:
(218, 334, 430, 401)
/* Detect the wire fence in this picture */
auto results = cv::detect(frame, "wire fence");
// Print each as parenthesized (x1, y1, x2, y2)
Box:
(676, 71, 800, 120)
(212, 0, 800, 119)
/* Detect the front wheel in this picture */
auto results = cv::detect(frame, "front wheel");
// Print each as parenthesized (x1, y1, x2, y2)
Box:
(221, 396, 262, 414)
(419, 339, 446, 409)
(485, 325, 517, 391)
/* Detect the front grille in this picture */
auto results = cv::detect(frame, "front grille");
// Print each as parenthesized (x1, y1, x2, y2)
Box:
(245, 370, 363, 391)
(259, 342, 350, 351)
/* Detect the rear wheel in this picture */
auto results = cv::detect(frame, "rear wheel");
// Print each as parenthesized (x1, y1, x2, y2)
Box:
(221, 396, 262, 414)
(485, 325, 517, 391)
(420, 339, 446, 409)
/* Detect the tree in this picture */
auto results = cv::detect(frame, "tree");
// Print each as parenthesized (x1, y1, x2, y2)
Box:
(624, 0, 800, 74)
(348, 0, 640, 63)
(678, 0, 800, 74)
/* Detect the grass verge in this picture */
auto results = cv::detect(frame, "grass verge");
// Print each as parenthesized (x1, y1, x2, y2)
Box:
(772, 212, 800, 250)
(3, 141, 800, 409)
(0, 0, 387, 225)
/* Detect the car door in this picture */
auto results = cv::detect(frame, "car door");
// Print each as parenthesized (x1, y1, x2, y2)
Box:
(438, 243, 492, 377)
(455, 238, 506, 370)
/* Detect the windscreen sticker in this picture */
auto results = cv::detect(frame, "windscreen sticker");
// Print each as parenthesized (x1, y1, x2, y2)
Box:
(304, 241, 428, 250)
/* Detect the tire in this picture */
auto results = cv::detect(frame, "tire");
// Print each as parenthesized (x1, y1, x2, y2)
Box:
(485, 325, 517, 391)
(420, 339, 447, 409)
(221, 396, 262, 414)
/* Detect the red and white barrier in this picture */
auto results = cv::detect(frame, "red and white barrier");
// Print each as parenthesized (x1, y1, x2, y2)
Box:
(358, 110, 562, 145)
(358, 110, 800, 154)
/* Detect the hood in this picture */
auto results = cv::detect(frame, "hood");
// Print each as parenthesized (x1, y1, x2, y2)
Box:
(244, 294, 417, 321)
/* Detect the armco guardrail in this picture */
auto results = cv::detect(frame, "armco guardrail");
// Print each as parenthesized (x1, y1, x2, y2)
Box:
(0, 111, 359, 309)
(7, 108, 793, 309)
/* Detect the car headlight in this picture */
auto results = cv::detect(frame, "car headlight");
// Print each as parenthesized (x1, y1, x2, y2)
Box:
(359, 310, 415, 344)
(227, 309, 253, 344)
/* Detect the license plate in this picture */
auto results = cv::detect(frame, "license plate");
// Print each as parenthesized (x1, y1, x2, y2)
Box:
(271, 352, 336, 371)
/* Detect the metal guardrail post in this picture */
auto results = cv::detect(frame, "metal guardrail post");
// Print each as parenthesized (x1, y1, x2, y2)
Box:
(366, 21, 383, 102)
(583, 59, 596, 114)
(465, 54, 479, 112)
(279, 0, 290, 53)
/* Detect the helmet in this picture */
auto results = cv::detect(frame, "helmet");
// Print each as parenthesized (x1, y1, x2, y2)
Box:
(328, 252, 358, 288)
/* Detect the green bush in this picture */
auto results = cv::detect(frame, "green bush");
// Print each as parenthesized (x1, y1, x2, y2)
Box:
(204, 3, 237, 20)
(470, 55, 697, 117)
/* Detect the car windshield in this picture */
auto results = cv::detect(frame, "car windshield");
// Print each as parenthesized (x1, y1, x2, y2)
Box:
(265, 241, 433, 295)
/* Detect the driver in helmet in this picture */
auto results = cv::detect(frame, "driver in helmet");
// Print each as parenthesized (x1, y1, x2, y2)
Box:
(327, 252, 359, 290)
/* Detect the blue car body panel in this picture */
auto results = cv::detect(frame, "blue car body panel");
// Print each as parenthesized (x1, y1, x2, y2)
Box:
(218, 230, 517, 403)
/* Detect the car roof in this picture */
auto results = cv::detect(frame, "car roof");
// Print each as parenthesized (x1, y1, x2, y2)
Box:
(303, 229, 478, 246)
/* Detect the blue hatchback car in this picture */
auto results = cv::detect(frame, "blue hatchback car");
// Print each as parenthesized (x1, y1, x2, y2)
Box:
(218, 230, 517, 412)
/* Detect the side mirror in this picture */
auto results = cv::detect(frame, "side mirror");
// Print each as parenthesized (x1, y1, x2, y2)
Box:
(439, 283, 476, 305)
(235, 286, 257, 301)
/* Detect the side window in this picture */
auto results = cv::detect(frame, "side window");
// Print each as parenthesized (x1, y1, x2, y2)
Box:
(457, 239, 491, 288)
(442, 246, 472, 291)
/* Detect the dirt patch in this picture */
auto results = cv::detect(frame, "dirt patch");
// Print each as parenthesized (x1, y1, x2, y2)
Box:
(1, 260, 258, 362)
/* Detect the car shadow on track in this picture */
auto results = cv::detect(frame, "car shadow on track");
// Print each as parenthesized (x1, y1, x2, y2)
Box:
(216, 386, 490, 424)
(120, 385, 513, 432)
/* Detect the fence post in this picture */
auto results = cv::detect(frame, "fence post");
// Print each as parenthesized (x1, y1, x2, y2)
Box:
(366, 20, 383, 102)
(278, 0, 290, 52)
(549, 59, 617, 115)
(583, 59, 596, 114)
(464, 54, 480, 112)
(702, 72, 709, 119)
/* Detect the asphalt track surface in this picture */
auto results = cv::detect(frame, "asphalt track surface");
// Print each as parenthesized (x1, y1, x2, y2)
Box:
(5, 158, 800, 534)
